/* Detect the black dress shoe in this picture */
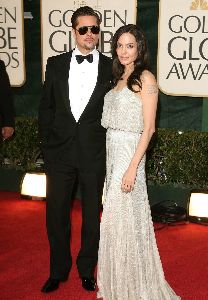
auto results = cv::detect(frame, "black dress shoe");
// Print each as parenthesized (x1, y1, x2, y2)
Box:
(41, 278, 60, 293)
(81, 277, 96, 291)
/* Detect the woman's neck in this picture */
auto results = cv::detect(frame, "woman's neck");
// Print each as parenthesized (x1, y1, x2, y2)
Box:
(121, 64, 134, 80)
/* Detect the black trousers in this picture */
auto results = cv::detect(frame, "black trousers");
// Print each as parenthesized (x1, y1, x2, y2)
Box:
(45, 150, 104, 280)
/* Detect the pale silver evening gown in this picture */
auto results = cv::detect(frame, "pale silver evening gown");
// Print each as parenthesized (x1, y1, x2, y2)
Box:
(97, 87, 180, 300)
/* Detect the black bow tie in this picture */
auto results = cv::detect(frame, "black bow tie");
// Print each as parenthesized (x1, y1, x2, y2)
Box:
(76, 54, 93, 64)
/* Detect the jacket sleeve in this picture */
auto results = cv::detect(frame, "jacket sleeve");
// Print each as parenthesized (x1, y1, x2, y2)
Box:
(38, 57, 56, 145)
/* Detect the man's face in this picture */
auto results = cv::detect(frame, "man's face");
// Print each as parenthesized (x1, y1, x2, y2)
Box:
(72, 16, 99, 54)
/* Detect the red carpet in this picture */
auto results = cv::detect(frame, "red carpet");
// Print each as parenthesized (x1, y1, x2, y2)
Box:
(0, 191, 208, 300)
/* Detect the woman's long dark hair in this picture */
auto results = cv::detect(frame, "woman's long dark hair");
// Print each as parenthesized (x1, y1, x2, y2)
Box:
(112, 24, 150, 92)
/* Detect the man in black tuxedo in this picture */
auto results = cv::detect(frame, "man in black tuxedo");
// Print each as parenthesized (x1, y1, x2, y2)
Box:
(39, 6, 112, 293)
(0, 60, 15, 143)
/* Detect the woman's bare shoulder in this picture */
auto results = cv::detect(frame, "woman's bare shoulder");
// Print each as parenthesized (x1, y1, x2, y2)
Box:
(141, 70, 158, 94)
(141, 70, 156, 83)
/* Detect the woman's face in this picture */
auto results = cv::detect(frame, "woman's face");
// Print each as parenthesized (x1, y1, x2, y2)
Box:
(116, 32, 138, 67)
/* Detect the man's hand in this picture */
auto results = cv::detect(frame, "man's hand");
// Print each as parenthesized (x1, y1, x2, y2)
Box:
(2, 126, 14, 140)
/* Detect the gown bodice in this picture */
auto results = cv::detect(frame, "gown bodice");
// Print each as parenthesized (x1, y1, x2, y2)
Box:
(101, 86, 144, 133)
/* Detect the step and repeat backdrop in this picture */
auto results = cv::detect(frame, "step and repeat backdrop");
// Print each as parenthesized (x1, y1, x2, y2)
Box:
(41, 0, 136, 79)
(1, 0, 208, 99)
(0, 1, 207, 194)
(0, 0, 137, 85)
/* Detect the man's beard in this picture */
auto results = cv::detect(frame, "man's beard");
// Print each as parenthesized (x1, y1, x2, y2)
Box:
(84, 44, 96, 51)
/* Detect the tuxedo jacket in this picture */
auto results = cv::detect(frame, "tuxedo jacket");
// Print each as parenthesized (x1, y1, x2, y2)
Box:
(38, 51, 112, 171)
(0, 60, 15, 129)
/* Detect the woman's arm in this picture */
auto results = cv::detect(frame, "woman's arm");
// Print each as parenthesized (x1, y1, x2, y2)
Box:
(121, 70, 158, 193)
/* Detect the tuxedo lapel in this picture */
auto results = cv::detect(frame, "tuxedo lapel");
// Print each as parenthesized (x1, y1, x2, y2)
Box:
(79, 53, 111, 120)
(96, 53, 109, 85)
(57, 51, 73, 115)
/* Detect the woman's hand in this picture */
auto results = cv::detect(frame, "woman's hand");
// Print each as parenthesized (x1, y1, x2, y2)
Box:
(121, 166, 137, 193)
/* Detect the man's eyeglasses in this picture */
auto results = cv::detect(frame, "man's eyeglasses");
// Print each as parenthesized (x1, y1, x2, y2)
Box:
(76, 26, 100, 35)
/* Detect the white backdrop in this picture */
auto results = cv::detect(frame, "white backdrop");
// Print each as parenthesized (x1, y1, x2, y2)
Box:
(41, 0, 137, 80)
(158, 0, 208, 97)
(0, 0, 25, 87)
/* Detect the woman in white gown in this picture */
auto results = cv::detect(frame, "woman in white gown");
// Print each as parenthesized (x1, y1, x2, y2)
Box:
(97, 24, 180, 300)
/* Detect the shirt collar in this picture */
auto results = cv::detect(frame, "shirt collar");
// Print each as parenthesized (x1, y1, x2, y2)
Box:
(73, 46, 99, 60)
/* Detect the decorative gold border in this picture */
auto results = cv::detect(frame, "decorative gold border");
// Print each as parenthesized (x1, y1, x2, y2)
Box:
(190, 0, 208, 10)
(134, 0, 137, 25)
(158, 84, 208, 98)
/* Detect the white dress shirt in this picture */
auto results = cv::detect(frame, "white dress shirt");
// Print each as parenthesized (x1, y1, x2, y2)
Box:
(69, 47, 99, 122)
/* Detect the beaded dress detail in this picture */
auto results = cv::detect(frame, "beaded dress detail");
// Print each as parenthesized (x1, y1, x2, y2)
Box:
(97, 87, 180, 300)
